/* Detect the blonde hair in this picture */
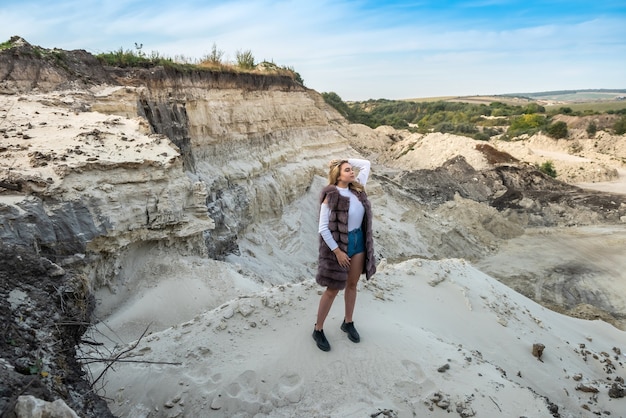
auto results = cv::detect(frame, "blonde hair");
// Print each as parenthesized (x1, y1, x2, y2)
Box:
(327, 159, 365, 193)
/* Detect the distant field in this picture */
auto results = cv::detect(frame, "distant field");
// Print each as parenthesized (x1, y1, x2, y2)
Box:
(404, 95, 534, 106)
(545, 101, 626, 113)
(401, 96, 457, 103)
(448, 96, 533, 106)
(403, 91, 626, 112)
(540, 92, 618, 101)
(403, 96, 534, 105)
(522, 90, 626, 101)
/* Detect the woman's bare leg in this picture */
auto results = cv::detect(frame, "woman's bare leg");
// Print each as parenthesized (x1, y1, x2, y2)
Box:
(315, 288, 339, 330)
(344, 252, 365, 323)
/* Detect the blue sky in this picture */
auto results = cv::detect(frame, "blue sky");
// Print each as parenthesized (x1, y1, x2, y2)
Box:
(1, 0, 625, 100)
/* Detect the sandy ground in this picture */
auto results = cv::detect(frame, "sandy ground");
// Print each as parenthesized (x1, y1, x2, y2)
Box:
(577, 168, 626, 194)
(79, 175, 626, 418)
(478, 169, 626, 329)
(81, 255, 626, 418)
(476, 224, 626, 326)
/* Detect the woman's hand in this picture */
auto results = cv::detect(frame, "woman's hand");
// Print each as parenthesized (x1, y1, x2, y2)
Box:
(333, 249, 351, 269)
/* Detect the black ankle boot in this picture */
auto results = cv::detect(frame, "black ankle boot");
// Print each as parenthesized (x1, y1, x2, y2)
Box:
(312, 328, 331, 351)
(341, 320, 360, 343)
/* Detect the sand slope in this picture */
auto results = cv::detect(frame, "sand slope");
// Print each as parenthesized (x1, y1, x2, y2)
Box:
(81, 254, 626, 418)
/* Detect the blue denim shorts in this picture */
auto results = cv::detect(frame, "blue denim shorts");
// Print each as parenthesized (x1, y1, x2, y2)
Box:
(347, 228, 365, 257)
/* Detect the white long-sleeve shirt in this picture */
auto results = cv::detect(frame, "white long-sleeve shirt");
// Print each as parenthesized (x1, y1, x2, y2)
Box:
(318, 159, 371, 251)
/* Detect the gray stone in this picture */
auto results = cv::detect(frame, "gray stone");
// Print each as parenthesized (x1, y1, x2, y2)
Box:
(14, 395, 80, 418)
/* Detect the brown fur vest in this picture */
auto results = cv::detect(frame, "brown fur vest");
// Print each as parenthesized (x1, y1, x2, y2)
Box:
(316, 185, 376, 289)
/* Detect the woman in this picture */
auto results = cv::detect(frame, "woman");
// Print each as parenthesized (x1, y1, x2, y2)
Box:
(312, 158, 376, 352)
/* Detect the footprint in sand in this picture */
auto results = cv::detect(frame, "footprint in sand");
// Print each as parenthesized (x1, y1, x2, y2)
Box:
(184, 368, 222, 387)
(395, 359, 436, 395)
(225, 369, 259, 397)
(401, 359, 426, 380)
(270, 372, 303, 406)
(216, 370, 269, 416)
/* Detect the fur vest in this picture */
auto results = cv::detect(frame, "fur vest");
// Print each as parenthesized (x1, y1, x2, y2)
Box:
(316, 185, 376, 289)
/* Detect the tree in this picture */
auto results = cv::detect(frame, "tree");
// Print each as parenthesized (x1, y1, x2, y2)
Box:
(546, 121, 568, 139)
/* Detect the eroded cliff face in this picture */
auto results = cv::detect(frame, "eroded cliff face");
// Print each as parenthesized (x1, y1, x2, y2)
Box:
(125, 72, 348, 260)
(2, 39, 626, 295)
(1, 39, 358, 417)
(0, 39, 358, 290)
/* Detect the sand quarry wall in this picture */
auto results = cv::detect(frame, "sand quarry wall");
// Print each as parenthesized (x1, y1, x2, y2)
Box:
(2, 49, 626, 291)
(0, 49, 511, 288)
(2, 39, 626, 294)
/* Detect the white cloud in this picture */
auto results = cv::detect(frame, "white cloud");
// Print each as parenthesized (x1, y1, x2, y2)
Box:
(1, 0, 624, 99)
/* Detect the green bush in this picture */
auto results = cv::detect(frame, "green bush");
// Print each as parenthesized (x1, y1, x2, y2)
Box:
(489, 101, 526, 116)
(203, 43, 224, 64)
(545, 121, 568, 139)
(97, 47, 179, 68)
(539, 161, 557, 178)
(434, 122, 455, 133)
(0, 40, 13, 51)
(506, 113, 547, 138)
(319, 95, 623, 139)
(235, 49, 255, 69)
(586, 122, 597, 138)
(523, 103, 546, 114)
(281, 65, 304, 85)
(95, 44, 302, 82)
(322, 92, 349, 116)
(473, 132, 490, 141)
(614, 115, 626, 135)
(322, 92, 372, 125)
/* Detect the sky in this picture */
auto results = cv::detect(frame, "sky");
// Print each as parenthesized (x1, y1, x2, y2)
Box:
(1, 0, 625, 101)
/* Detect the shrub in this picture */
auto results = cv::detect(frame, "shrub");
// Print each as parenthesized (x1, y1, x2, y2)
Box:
(586, 122, 597, 138)
(434, 122, 455, 133)
(523, 103, 545, 114)
(569, 141, 583, 153)
(483, 127, 503, 137)
(614, 115, 626, 135)
(473, 132, 490, 141)
(96, 46, 179, 68)
(203, 43, 224, 65)
(322, 92, 351, 118)
(510, 113, 545, 130)
(489, 101, 526, 116)
(539, 160, 557, 178)
(545, 121, 568, 139)
(0, 39, 13, 51)
(506, 113, 546, 138)
(235, 49, 255, 69)
(281, 65, 304, 85)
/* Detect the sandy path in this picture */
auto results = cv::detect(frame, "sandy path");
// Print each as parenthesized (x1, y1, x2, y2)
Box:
(531, 148, 592, 163)
(576, 168, 626, 195)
